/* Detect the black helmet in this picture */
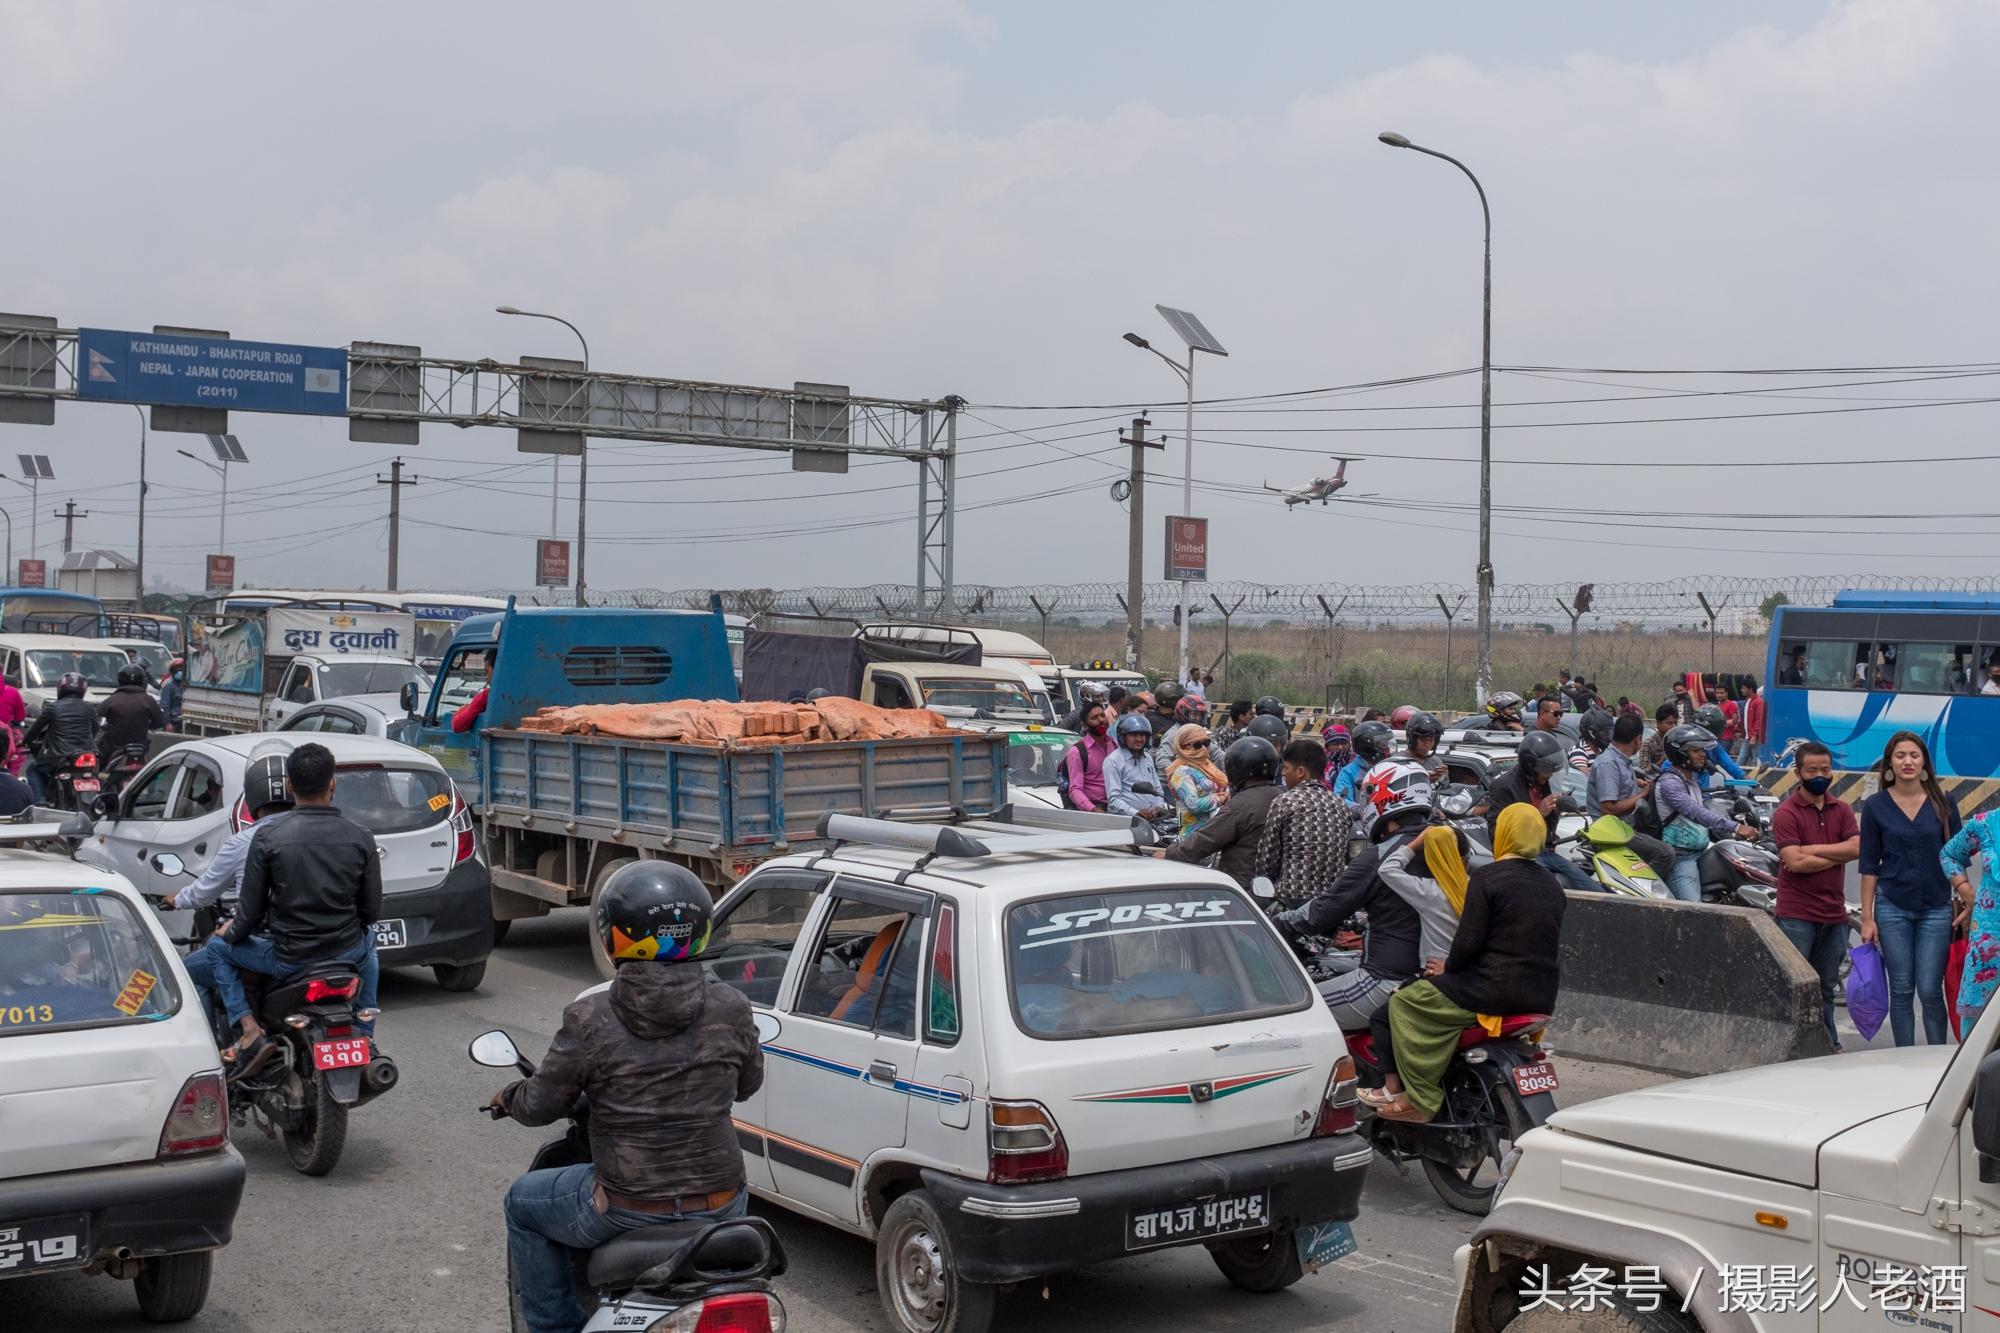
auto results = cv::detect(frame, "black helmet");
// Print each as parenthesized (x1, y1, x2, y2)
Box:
(1351, 720, 1394, 764)
(1154, 680, 1185, 709)
(117, 663, 149, 688)
(1244, 714, 1291, 746)
(596, 861, 715, 965)
(240, 740, 294, 823)
(1516, 731, 1568, 782)
(1403, 711, 1444, 743)
(1222, 735, 1281, 786)
(1577, 707, 1614, 750)
(1664, 723, 1716, 770)
(1693, 703, 1726, 738)
(56, 671, 87, 700)
(1253, 695, 1285, 719)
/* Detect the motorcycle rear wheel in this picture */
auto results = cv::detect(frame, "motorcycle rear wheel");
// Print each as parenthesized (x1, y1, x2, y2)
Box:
(1420, 1068, 1535, 1216)
(283, 1070, 349, 1176)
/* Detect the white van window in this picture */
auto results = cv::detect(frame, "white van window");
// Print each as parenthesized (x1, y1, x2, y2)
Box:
(1006, 887, 1309, 1039)
(0, 889, 181, 1035)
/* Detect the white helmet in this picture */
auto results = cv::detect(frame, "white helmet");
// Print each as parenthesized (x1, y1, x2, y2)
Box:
(1358, 759, 1432, 840)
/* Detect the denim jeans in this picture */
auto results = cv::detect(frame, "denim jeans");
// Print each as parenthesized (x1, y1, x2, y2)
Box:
(1872, 896, 1952, 1046)
(1536, 849, 1599, 895)
(179, 945, 231, 1045)
(505, 1164, 748, 1333)
(203, 931, 379, 1034)
(1665, 850, 1703, 903)
(1777, 916, 1847, 1050)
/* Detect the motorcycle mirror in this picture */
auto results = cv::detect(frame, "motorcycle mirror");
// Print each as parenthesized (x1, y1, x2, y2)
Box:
(468, 1029, 522, 1069)
(151, 852, 187, 877)
(85, 794, 107, 822)
(1250, 876, 1276, 900)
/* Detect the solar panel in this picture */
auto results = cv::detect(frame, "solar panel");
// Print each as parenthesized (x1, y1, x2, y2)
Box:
(206, 433, 249, 463)
(15, 454, 52, 479)
(1155, 305, 1228, 356)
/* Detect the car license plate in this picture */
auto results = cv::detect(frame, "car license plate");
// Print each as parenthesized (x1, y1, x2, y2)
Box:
(1125, 1190, 1270, 1251)
(373, 918, 407, 950)
(1511, 1061, 1560, 1096)
(0, 1213, 89, 1274)
(1294, 1219, 1357, 1274)
(312, 1037, 372, 1071)
(72, 778, 99, 793)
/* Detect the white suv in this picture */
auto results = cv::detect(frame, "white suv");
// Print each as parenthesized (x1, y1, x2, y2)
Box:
(703, 809, 1368, 1333)
(0, 835, 243, 1321)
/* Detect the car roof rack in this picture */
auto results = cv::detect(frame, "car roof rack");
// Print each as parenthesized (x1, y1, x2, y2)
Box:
(814, 806, 1158, 864)
(0, 809, 91, 843)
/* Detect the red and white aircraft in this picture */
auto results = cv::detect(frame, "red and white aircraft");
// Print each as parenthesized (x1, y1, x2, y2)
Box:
(1264, 457, 1356, 507)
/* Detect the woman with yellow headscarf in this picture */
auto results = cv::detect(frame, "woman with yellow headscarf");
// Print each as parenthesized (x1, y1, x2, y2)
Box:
(1372, 802, 1569, 1123)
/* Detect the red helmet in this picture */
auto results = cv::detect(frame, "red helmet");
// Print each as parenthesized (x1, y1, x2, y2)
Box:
(1174, 695, 1206, 723)
(1390, 704, 1418, 730)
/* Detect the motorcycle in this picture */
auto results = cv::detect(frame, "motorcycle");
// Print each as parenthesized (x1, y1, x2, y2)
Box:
(47, 750, 102, 812)
(1698, 782, 1781, 910)
(469, 1029, 789, 1333)
(99, 741, 150, 803)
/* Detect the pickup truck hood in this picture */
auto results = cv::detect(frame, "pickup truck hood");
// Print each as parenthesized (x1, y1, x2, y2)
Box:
(1549, 1045, 1953, 1186)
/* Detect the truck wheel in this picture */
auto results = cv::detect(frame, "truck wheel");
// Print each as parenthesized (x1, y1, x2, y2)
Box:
(135, 1251, 212, 1323)
(875, 1189, 996, 1333)
(588, 857, 638, 983)
(1208, 1230, 1304, 1293)
(1509, 1301, 1698, 1332)
(433, 960, 487, 992)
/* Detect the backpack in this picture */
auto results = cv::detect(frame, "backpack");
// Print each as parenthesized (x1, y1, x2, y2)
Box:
(1633, 771, 1667, 838)
(1055, 740, 1085, 809)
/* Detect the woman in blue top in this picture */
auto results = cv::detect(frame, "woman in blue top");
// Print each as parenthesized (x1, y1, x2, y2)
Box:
(1858, 731, 1963, 1046)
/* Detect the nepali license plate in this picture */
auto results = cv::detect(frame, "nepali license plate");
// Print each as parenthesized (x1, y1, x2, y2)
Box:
(1511, 1061, 1560, 1096)
(1125, 1190, 1270, 1250)
(312, 1037, 372, 1071)
(71, 778, 99, 793)
(1295, 1219, 1357, 1274)
(0, 1213, 89, 1274)
(372, 918, 407, 950)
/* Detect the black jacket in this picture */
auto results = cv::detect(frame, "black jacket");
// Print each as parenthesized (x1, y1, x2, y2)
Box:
(504, 963, 763, 1200)
(97, 685, 162, 756)
(1431, 859, 1566, 1016)
(1284, 833, 1423, 983)
(1485, 766, 1559, 845)
(225, 804, 383, 964)
(1163, 780, 1279, 888)
(25, 696, 98, 764)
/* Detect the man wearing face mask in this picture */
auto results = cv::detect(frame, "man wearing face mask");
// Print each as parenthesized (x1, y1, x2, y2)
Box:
(1771, 741, 1860, 1051)
(160, 657, 186, 732)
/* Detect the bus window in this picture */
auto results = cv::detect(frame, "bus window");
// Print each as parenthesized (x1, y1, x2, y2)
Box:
(1801, 640, 1869, 690)
(1870, 642, 1978, 695)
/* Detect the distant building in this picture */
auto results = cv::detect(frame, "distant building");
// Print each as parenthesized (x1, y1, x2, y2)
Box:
(57, 549, 139, 604)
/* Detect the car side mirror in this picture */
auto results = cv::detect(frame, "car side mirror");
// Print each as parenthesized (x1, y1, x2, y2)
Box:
(151, 852, 187, 877)
(469, 1029, 523, 1069)
(1976, 1053, 2000, 1183)
(399, 681, 420, 716)
(1250, 876, 1276, 901)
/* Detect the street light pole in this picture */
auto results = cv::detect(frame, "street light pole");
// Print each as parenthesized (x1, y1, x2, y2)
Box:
(1379, 130, 1495, 706)
(176, 449, 230, 556)
(133, 406, 147, 606)
(497, 306, 592, 605)
(1125, 322, 1224, 682)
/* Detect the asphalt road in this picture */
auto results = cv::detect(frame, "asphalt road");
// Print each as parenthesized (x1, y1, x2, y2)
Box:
(3, 911, 1670, 1333)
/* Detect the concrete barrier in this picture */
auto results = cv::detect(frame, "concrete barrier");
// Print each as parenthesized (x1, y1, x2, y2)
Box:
(1552, 891, 1833, 1077)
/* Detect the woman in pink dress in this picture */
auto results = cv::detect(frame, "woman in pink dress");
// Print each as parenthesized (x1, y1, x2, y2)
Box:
(0, 678, 26, 776)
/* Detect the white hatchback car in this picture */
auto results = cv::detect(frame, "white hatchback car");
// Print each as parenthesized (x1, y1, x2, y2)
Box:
(0, 836, 243, 1320)
(698, 809, 1368, 1333)
(76, 734, 494, 992)
(274, 691, 416, 744)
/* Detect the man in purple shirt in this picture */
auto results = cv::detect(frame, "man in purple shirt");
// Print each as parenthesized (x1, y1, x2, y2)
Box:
(1061, 703, 1115, 812)
(1771, 740, 1860, 1050)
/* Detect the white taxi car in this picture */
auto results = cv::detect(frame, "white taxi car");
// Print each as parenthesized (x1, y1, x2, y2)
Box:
(0, 829, 243, 1320)
(700, 808, 1368, 1333)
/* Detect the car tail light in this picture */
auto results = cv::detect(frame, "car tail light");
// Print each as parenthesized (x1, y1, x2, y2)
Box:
(987, 1099, 1068, 1184)
(449, 786, 476, 865)
(1313, 1056, 1359, 1138)
(305, 976, 360, 1003)
(158, 1072, 228, 1157)
(646, 1292, 785, 1332)
(230, 796, 252, 832)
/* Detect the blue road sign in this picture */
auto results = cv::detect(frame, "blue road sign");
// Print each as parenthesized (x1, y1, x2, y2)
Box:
(76, 327, 347, 415)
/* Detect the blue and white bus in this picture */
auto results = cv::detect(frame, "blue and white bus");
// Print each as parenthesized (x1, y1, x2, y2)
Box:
(1762, 590, 2000, 778)
(0, 587, 107, 637)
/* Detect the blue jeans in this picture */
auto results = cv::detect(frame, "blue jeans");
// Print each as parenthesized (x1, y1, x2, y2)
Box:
(203, 932, 379, 1034)
(180, 945, 231, 1045)
(1872, 897, 1952, 1046)
(505, 1164, 748, 1333)
(1665, 850, 1703, 903)
(1537, 849, 1598, 895)
(1777, 916, 1846, 1050)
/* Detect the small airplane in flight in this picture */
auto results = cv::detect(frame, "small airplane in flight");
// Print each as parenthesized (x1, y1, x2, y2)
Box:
(1264, 457, 1357, 507)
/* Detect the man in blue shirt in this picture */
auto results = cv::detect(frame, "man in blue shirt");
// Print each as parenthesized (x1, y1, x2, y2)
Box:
(1104, 714, 1168, 821)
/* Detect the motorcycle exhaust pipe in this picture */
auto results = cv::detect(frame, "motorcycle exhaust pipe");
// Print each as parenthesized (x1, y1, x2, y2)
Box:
(354, 1053, 399, 1105)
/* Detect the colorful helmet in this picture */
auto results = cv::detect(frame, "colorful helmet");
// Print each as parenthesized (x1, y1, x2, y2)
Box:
(1115, 713, 1154, 739)
(1351, 720, 1395, 764)
(1389, 704, 1418, 730)
(1131, 691, 1156, 712)
(1222, 735, 1281, 786)
(1244, 714, 1291, 746)
(1664, 724, 1715, 770)
(1077, 681, 1109, 707)
(1403, 711, 1444, 743)
(1516, 731, 1569, 782)
(1486, 690, 1525, 720)
(1363, 760, 1433, 840)
(1577, 707, 1615, 750)
(596, 861, 715, 964)
(1174, 695, 1206, 723)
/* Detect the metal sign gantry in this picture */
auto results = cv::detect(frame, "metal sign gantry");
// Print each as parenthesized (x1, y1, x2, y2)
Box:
(0, 316, 959, 609)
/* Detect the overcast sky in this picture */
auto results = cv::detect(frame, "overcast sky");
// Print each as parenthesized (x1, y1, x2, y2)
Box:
(5, 0, 1995, 598)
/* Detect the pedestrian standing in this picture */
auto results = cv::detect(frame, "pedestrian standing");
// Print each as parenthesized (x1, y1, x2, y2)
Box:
(1743, 683, 1767, 764)
(1718, 691, 1741, 760)
(1771, 742, 1861, 1052)
(0, 673, 23, 775)
(1858, 731, 1962, 1046)
(1638, 703, 1678, 779)
(1941, 807, 2000, 1032)
(1212, 700, 1252, 753)
(1669, 678, 1694, 725)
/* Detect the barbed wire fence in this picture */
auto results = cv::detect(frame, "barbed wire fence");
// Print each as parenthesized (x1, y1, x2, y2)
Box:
(498, 574, 2000, 712)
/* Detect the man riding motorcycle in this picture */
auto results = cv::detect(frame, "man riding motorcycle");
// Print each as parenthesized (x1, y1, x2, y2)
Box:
(493, 862, 762, 1333)
(1159, 735, 1282, 890)
(1398, 710, 1447, 784)
(23, 671, 98, 803)
(1479, 690, 1527, 733)
(1105, 713, 1170, 824)
(1335, 720, 1394, 808)
(98, 662, 163, 766)
(1485, 732, 1597, 894)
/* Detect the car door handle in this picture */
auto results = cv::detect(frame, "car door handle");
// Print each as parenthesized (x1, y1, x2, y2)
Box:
(867, 1060, 898, 1086)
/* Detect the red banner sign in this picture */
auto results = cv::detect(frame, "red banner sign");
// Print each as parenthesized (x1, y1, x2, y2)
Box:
(1165, 516, 1208, 581)
(536, 538, 571, 588)
(205, 554, 235, 594)
(16, 559, 45, 588)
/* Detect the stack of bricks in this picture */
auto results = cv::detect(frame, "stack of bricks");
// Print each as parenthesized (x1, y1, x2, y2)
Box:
(513, 697, 959, 747)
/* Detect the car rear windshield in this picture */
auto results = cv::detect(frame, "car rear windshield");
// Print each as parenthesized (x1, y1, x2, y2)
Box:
(1006, 886, 1310, 1039)
(0, 888, 181, 1037)
(335, 765, 452, 835)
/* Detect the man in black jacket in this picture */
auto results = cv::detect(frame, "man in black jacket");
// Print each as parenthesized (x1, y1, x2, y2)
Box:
(1158, 735, 1281, 889)
(495, 862, 762, 1333)
(23, 672, 97, 801)
(97, 663, 163, 761)
(203, 743, 382, 1061)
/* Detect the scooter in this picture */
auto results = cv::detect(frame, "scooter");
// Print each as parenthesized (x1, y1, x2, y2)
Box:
(1555, 815, 1669, 898)
(471, 1029, 789, 1333)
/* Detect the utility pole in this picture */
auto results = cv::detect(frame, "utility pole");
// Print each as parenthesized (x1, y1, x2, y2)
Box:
(1119, 416, 1160, 671)
(376, 459, 418, 591)
(55, 500, 87, 555)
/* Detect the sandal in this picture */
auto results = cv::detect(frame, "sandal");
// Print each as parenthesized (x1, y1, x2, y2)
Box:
(1375, 1098, 1435, 1125)
(226, 1033, 278, 1081)
(1355, 1087, 1400, 1108)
